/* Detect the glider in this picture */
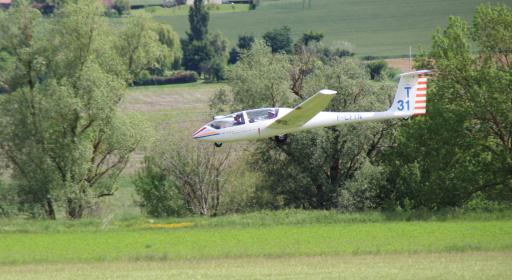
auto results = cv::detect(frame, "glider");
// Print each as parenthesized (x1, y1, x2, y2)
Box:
(193, 70, 430, 147)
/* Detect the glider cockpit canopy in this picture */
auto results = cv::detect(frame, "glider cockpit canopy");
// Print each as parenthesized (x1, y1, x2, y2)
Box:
(208, 108, 279, 130)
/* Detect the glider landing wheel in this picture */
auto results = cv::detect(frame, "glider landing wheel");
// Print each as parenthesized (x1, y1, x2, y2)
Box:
(214, 142, 223, 148)
(274, 134, 288, 144)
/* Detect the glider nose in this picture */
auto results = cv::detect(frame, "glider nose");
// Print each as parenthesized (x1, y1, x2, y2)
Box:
(192, 127, 207, 139)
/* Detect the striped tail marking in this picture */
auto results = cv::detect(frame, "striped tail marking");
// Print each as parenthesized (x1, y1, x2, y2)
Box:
(413, 73, 428, 116)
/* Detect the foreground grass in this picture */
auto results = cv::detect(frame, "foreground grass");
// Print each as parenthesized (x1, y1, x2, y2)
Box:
(1, 218, 511, 264)
(1, 252, 511, 280)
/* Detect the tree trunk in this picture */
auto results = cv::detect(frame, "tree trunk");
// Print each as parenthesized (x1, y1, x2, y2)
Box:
(66, 197, 85, 219)
(45, 197, 56, 220)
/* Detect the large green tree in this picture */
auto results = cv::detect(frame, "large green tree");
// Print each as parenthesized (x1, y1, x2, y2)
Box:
(382, 4, 512, 210)
(182, 0, 214, 74)
(217, 42, 395, 210)
(250, 61, 395, 210)
(263, 25, 293, 54)
(117, 15, 181, 81)
(0, 0, 159, 219)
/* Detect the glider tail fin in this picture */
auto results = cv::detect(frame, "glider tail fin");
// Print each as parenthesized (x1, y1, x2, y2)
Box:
(388, 70, 430, 116)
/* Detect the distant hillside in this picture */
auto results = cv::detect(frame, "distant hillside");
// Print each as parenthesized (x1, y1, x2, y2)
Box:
(147, 0, 506, 57)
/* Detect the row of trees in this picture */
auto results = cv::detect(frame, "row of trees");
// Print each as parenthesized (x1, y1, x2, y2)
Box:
(136, 3, 512, 217)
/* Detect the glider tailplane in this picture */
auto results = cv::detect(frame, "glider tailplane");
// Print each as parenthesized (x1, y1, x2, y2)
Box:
(388, 70, 430, 116)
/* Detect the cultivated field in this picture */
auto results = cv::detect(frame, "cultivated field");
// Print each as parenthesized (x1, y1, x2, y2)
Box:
(143, 0, 505, 56)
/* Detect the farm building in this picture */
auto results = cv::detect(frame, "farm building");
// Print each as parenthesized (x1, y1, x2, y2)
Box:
(185, 0, 252, 5)
(186, 0, 222, 4)
(0, 0, 11, 9)
(103, 0, 114, 9)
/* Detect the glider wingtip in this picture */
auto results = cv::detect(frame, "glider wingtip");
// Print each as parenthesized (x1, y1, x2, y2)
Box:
(320, 89, 337, 95)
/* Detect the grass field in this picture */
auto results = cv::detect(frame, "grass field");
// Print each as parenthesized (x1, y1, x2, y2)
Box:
(145, 0, 506, 56)
(132, 4, 251, 16)
(1, 211, 512, 279)
(1, 252, 511, 280)
(122, 81, 222, 128)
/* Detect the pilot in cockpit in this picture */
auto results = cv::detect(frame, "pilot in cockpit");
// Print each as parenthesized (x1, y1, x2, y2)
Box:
(233, 113, 244, 125)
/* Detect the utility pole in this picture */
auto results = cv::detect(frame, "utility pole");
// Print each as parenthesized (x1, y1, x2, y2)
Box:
(409, 45, 412, 71)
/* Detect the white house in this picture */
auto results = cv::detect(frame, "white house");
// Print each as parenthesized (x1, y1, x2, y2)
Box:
(186, 0, 223, 5)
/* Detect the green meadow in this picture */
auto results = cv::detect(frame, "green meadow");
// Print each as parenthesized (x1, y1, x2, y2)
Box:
(1, 211, 512, 279)
(139, 0, 506, 56)
(1, 214, 512, 264)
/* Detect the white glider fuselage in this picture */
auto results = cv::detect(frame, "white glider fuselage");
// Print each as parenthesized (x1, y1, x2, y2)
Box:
(192, 70, 430, 143)
(193, 109, 409, 143)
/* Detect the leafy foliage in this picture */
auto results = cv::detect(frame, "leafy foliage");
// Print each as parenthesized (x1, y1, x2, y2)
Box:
(117, 15, 181, 82)
(383, 4, 512, 210)
(0, 0, 157, 219)
(220, 39, 396, 210)
(136, 137, 232, 217)
(226, 41, 293, 111)
(228, 33, 255, 65)
(135, 155, 189, 218)
(182, 0, 228, 80)
(263, 25, 293, 54)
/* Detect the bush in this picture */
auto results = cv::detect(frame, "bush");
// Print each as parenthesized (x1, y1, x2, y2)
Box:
(366, 60, 388, 80)
(114, 0, 131, 15)
(134, 156, 189, 218)
(463, 192, 510, 212)
(133, 71, 199, 86)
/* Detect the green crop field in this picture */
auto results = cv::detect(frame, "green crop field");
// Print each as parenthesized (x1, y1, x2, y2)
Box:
(1, 211, 512, 279)
(141, 0, 506, 56)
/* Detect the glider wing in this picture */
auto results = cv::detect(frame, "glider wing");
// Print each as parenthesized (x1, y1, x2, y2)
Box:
(268, 89, 336, 129)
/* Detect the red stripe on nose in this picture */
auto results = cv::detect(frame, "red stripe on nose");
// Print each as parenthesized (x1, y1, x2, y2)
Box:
(192, 127, 207, 136)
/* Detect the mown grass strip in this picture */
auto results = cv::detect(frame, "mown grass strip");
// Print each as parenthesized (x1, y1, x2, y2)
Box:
(1, 252, 511, 280)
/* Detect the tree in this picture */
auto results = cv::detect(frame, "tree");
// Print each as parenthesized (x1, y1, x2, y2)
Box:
(117, 15, 181, 82)
(382, 4, 512, 210)
(219, 40, 396, 210)
(301, 30, 324, 46)
(182, 39, 213, 74)
(249, 61, 395, 210)
(228, 33, 255, 65)
(366, 60, 388, 80)
(202, 32, 228, 81)
(263, 25, 293, 54)
(186, 0, 209, 42)
(182, 0, 214, 75)
(136, 136, 232, 217)
(225, 41, 293, 110)
(0, 0, 155, 219)
(135, 153, 189, 218)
